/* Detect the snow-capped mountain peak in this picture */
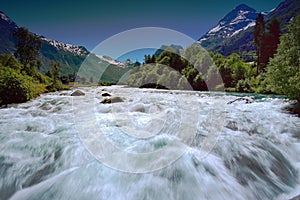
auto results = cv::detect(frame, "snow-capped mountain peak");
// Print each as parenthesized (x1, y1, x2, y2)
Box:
(198, 4, 259, 44)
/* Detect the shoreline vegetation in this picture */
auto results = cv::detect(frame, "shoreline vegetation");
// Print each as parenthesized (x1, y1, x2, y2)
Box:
(1, 15, 299, 115)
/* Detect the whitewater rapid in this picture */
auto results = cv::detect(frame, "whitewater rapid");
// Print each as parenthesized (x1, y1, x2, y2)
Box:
(0, 86, 300, 200)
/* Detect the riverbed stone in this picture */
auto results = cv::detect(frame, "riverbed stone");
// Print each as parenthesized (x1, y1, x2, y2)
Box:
(101, 96, 123, 104)
(71, 90, 85, 96)
(101, 92, 111, 97)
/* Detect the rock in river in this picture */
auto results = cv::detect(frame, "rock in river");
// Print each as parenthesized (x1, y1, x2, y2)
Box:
(71, 90, 85, 96)
(101, 96, 124, 104)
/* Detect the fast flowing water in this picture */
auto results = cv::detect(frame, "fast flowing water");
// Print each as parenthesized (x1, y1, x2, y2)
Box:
(0, 86, 300, 200)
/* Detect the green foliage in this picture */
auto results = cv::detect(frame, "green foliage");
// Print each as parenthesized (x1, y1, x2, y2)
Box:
(46, 62, 63, 92)
(14, 27, 42, 65)
(0, 54, 22, 71)
(0, 54, 50, 105)
(157, 48, 185, 72)
(0, 67, 36, 105)
(236, 78, 252, 93)
(266, 15, 300, 102)
(210, 53, 254, 92)
(126, 44, 256, 92)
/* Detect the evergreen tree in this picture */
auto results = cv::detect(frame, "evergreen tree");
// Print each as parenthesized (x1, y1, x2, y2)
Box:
(264, 18, 281, 64)
(151, 55, 156, 63)
(144, 55, 152, 64)
(254, 13, 265, 74)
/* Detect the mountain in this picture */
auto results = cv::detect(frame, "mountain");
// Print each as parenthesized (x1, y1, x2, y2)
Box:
(0, 11, 90, 74)
(265, 0, 300, 30)
(0, 11, 129, 82)
(0, 11, 18, 54)
(198, 0, 300, 61)
(96, 55, 130, 68)
(199, 4, 259, 49)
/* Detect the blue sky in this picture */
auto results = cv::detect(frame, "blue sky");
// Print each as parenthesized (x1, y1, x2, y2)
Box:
(2, 0, 283, 61)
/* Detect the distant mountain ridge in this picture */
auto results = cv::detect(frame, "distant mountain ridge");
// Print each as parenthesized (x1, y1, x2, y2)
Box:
(0, 10, 131, 80)
(198, 0, 300, 61)
(0, 10, 94, 75)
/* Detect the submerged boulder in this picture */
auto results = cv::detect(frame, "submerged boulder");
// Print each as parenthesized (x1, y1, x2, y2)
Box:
(71, 90, 85, 96)
(101, 96, 124, 104)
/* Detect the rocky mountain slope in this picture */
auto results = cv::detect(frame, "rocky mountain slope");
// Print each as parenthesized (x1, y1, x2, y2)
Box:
(0, 11, 129, 81)
(198, 0, 300, 61)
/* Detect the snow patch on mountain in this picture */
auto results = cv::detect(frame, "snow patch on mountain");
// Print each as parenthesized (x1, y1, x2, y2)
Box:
(96, 55, 126, 67)
(231, 21, 256, 36)
(208, 25, 222, 34)
(230, 11, 251, 25)
(41, 37, 88, 56)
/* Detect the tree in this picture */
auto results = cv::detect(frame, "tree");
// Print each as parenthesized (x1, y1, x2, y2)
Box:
(267, 18, 281, 53)
(151, 55, 156, 63)
(144, 55, 152, 64)
(254, 13, 265, 74)
(266, 15, 300, 102)
(261, 19, 281, 69)
(14, 27, 42, 64)
(13, 27, 42, 75)
(46, 62, 63, 91)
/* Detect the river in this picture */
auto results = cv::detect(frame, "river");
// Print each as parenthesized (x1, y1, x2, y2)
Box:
(0, 86, 300, 199)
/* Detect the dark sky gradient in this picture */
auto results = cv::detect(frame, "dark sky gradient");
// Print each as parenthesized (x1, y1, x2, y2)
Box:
(2, 0, 283, 51)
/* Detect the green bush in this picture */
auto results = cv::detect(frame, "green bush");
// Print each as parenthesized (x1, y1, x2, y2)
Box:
(0, 68, 36, 105)
(236, 78, 252, 93)
(0, 54, 22, 71)
(46, 62, 64, 92)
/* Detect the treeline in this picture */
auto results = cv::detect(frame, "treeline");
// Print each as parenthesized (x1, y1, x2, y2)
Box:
(126, 14, 300, 104)
(126, 46, 256, 92)
(0, 27, 67, 105)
